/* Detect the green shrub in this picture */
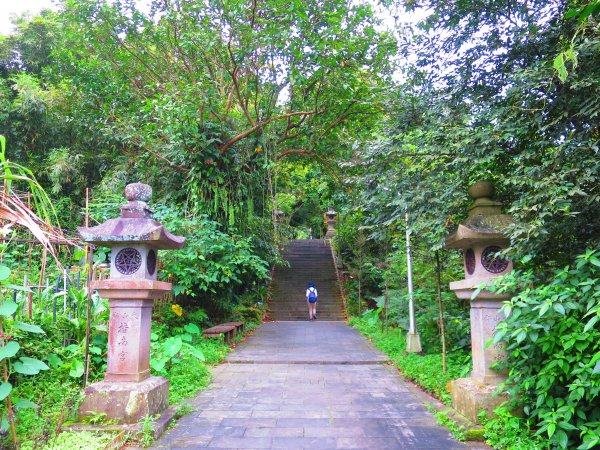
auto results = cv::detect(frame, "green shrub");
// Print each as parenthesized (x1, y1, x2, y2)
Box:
(24, 431, 118, 450)
(481, 406, 549, 450)
(153, 207, 270, 301)
(167, 355, 211, 405)
(9, 375, 81, 449)
(493, 249, 600, 450)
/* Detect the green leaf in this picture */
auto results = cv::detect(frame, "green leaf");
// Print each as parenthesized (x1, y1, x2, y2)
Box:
(0, 265, 11, 282)
(0, 300, 18, 317)
(89, 346, 102, 355)
(183, 323, 200, 335)
(13, 322, 45, 334)
(150, 358, 166, 373)
(584, 316, 599, 333)
(14, 399, 37, 410)
(183, 343, 205, 361)
(553, 54, 568, 82)
(0, 418, 8, 432)
(556, 429, 568, 449)
(578, 3, 600, 22)
(564, 8, 581, 19)
(0, 382, 12, 401)
(0, 341, 20, 361)
(69, 360, 84, 378)
(47, 353, 62, 369)
(593, 360, 600, 375)
(14, 357, 50, 375)
(163, 337, 183, 359)
(553, 303, 565, 315)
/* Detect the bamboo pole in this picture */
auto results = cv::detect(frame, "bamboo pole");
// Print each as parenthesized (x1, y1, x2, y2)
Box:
(63, 268, 68, 312)
(24, 274, 32, 319)
(83, 188, 93, 386)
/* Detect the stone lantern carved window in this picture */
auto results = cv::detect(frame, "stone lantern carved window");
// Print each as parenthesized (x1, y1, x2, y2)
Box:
(115, 248, 142, 275)
(147, 249, 157, 275)
(481, 246, 509, 274)
(465, 248, 476, 275)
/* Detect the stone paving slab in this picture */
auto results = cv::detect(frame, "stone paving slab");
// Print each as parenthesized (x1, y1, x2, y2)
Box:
(226, 322, 389, 364)
(151, 322, 489, 449)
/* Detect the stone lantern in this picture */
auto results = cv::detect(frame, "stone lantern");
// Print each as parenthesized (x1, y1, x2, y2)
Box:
(77, 183, 185, 424)
(274, 209, 285, 223)
(445, 181, 513, 421)
(324, 206, 337, 239)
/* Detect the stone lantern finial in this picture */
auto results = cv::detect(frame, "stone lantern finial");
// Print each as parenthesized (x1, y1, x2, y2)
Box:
(467, 181, 502, 217)
(125, 182, 152, 202)
(121, 182, 153, 219)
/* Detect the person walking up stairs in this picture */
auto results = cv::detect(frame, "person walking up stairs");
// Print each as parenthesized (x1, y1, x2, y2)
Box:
(270, 240, 345, 321)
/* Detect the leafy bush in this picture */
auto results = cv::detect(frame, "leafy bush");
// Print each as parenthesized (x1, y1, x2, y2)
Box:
(493, 249, 600, 450)
(9, 375, 81, 449)
(24, 430, 118, 450)
(481, 406, 549, 450)
(153, 206, 270, 316)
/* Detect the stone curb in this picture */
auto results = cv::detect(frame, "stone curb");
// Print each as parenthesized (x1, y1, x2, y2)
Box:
(225, 359, 389, 365)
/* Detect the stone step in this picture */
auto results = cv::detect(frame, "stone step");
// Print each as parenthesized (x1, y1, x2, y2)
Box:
(269, 239, 344, 320)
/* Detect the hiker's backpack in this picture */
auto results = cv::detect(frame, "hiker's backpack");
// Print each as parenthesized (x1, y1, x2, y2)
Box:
(308, 287, 317, 303)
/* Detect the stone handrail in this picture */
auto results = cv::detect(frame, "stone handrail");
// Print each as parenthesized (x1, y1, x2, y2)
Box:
(327, 240, 347, 315)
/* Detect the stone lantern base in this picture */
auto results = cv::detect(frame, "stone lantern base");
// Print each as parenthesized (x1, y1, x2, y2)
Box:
(449, 378, 509, 423)
(78, 376, 169, 424)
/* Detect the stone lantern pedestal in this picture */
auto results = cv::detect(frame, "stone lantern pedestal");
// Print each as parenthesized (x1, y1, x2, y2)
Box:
(324, 206, 337, 239)
(77, 183, 185, 424)
(445, 182, 513, 422)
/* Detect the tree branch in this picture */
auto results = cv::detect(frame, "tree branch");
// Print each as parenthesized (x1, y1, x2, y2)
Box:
(219, 111, 320, 153)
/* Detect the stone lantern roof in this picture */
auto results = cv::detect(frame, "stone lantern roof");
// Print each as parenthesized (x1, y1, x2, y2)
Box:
(445, 181, 513, 249)
(78, 183, 185, 249)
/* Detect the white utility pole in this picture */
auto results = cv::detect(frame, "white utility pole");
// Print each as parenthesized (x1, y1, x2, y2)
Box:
(405, 212, 422, 353)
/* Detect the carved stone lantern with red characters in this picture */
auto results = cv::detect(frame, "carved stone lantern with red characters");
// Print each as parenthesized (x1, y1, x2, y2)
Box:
(445, 181, 513, 421)
(77, 183, 185, 424)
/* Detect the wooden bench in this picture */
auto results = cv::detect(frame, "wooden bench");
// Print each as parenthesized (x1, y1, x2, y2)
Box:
(221, 321, 244, 336)
(202, 324, 236, 344)
(202, 321, 244, 344)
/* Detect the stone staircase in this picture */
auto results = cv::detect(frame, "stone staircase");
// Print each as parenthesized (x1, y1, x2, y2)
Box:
(269, 239, 345, 321)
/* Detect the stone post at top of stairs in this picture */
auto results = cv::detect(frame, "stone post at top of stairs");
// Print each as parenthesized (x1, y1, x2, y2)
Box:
(324, 206, 337, 239)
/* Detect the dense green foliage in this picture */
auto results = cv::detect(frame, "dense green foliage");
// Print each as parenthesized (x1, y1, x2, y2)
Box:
(493, 250, 600, 449)
(0, 0, 598, 448)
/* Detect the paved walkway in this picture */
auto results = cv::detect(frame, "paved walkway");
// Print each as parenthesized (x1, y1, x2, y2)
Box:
(151, 322, 479, 449)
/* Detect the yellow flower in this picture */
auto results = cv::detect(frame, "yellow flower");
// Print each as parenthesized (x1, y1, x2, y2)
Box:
(254, 147, 262, 153)
(171, 304, 183, 317)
